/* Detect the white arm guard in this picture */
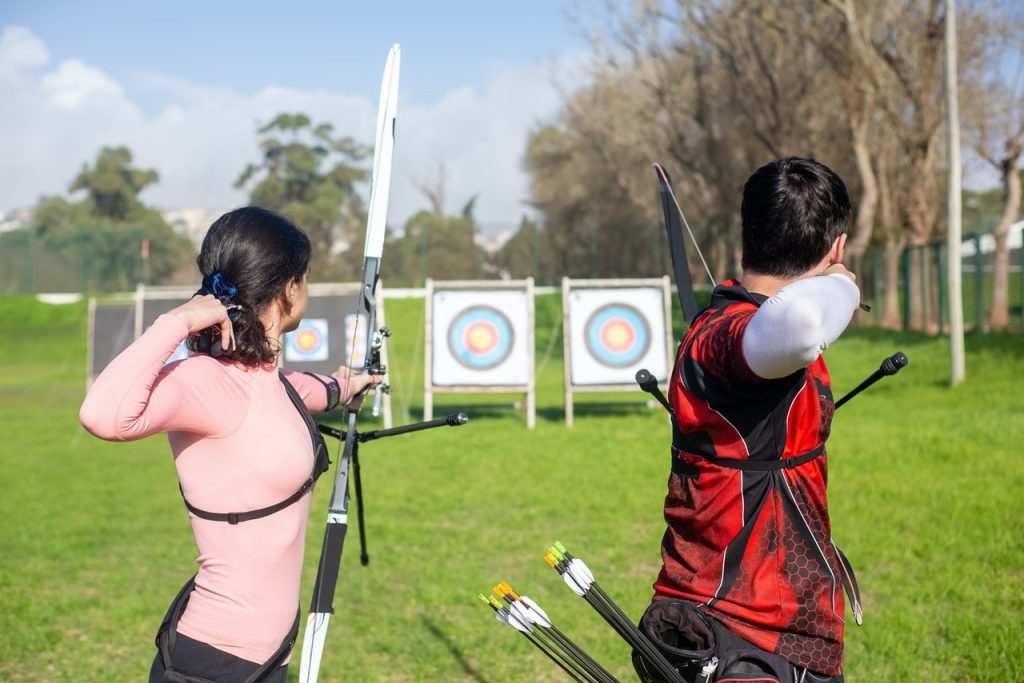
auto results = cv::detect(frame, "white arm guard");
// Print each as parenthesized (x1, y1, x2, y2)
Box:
(741, 274, 860, 379)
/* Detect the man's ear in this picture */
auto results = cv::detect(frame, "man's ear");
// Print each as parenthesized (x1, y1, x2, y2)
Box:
(830, 233, 848, 264)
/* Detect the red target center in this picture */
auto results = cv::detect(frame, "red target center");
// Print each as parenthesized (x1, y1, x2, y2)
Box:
(599, 318, 635, 352)
(462, 321, 499, 355)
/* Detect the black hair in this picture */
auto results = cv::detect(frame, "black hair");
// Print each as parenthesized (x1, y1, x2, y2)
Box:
(740, 157, 852, 277)
(188, 207, 311, 366)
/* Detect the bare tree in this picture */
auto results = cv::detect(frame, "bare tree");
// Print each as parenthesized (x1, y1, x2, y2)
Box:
(961, 5, 1024, 330)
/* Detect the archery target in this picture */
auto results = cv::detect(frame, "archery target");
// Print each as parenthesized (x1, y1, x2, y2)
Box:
(285, 318, 329, 362)
(568, 287, 669, 385)
(166, 340, 190, 365)
(432, 290, 529, 386)
(343, 313, 368, 366)
(584, 303, 650, 368)
(448, 306, 514, 370)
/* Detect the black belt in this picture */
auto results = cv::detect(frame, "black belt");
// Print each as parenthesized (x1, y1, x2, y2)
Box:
(671, 421, 825, 475)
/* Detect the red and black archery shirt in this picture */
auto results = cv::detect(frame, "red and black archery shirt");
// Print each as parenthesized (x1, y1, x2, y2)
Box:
(653, 281, 847, 676)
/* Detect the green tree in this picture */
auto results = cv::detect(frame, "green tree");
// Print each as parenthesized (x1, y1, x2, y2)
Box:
(494, 215, 543, 281)
(28, 146, 192, 292)
(236, 112, 370, 280)
(383, 200, 488, 285)
(69, 146, 159, 221)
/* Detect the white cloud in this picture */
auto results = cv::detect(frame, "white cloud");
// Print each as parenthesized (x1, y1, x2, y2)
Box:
(40, 59, 125, 109)
(0, 25, 587, 235)
(0, 26, 48, 82)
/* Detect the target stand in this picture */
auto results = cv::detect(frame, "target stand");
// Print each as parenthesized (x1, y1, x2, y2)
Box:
(87, 282, 392, 428)
(561, 277, 674, 427)
(424, 278, 536, 429)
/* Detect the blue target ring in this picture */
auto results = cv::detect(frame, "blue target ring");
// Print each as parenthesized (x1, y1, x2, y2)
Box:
(584, 303, 650, 368)
(447, 305, 514, 370)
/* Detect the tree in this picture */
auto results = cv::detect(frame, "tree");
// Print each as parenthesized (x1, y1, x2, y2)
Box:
(30, 146, 192, 291)
(68, 146, 160, 221)
(961, 6, 1024, 330)
(495, 216, 543, 281)
(236, 113, 370, 280)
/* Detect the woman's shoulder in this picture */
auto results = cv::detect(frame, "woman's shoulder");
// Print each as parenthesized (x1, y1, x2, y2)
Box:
(160, 353, 241, 387)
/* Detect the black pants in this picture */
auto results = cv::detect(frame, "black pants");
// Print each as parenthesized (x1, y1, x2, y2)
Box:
(718, 658, 843, 682)
(148, 632, 288, 683)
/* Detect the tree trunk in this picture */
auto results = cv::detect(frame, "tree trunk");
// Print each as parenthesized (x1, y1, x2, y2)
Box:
(988, 155, 1022, 330)
(882, 238, 904, 329)
(848, 115, 879, 263)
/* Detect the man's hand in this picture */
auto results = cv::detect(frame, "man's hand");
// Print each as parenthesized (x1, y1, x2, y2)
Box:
(823, 262, 856, 283)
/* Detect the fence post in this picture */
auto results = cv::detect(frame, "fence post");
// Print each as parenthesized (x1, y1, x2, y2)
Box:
(902, 247, 911, 331)
(918, 246, 928, 331)
(974, 233, 984, 332)
(934, 242, 945, 334)
(872, 248, 882, 325)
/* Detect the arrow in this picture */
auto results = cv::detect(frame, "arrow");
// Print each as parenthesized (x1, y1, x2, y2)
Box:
(480, 584, 620, 683)
(546, 542, 686, 683)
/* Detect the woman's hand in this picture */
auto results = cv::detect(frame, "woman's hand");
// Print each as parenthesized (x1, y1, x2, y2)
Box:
(168, 295, 235, 350)
(333, 367, 384, 406)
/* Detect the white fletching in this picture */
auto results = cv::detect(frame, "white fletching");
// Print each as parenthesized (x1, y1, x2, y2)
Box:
(562, 571, 586, 596)
(568, 560, 593, 592)
(521, 595, 552, 628)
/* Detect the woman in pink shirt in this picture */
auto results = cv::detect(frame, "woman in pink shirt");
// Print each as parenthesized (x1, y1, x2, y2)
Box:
(80, 207, 379, 682)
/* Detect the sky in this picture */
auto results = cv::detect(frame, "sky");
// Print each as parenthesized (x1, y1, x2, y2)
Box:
(0, 1, 590, 234)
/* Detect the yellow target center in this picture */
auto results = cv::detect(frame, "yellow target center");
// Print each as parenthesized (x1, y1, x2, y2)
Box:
(467, 325, 497, 352)
(604, 322, 632, 350)
(296, 330, 318, 350)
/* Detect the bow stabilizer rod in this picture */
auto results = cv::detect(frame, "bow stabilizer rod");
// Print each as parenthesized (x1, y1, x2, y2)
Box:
(635, 368, 672, 416)
(835, 352, 909, 409)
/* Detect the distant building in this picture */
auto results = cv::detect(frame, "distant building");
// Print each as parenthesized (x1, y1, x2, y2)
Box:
(475, 221, 516, 254)
(0, 206, 34, 234)
(161, 207, 235, 248)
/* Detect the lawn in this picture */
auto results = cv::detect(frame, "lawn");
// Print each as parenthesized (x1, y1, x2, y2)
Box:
(0, 294, 1021, 682)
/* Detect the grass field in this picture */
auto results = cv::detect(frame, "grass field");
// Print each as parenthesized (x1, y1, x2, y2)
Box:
(0, 293, 1021, 682)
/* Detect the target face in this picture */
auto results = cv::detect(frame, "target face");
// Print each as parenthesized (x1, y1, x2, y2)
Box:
(343, 313, 368, 366)
(567, 287, 669, 386)
(447, 306, 514, 370)
(583, 304, 651, 368)
(285, 318, 329, 362)
(431, 289, 530, 386)
(165, 340, 189, 365)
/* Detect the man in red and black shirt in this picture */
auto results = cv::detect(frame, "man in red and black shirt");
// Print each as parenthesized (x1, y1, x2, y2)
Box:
(642, 158, 861, 683)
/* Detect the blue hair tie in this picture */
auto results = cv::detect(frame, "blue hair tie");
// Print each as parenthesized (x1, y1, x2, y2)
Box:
(200, 271, 242, 320)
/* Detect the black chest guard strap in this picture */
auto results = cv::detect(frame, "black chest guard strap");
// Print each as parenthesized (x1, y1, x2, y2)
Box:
(180, 372, 331, 525)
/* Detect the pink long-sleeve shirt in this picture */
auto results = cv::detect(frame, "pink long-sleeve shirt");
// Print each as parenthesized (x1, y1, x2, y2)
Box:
(80, 313, 347, 664)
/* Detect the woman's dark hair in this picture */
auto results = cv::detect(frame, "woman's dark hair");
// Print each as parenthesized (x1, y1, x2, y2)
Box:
(740, 157, 852, 277)
(188, 207, 311, 366)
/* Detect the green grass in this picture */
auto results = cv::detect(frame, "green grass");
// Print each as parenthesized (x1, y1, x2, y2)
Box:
(1, 294, 1021, 682)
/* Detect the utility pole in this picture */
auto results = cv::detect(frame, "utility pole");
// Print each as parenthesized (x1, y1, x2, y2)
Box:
(945, 0, 965, 385)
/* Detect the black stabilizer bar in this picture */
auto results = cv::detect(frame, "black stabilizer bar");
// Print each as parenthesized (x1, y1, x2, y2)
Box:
(635, 368, 673, 416)
(317, 412, 470, 443)
(835, 352, 909, 410)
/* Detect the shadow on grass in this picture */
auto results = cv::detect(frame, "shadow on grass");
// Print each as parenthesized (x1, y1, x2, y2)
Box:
(422, 617, 491, 683)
